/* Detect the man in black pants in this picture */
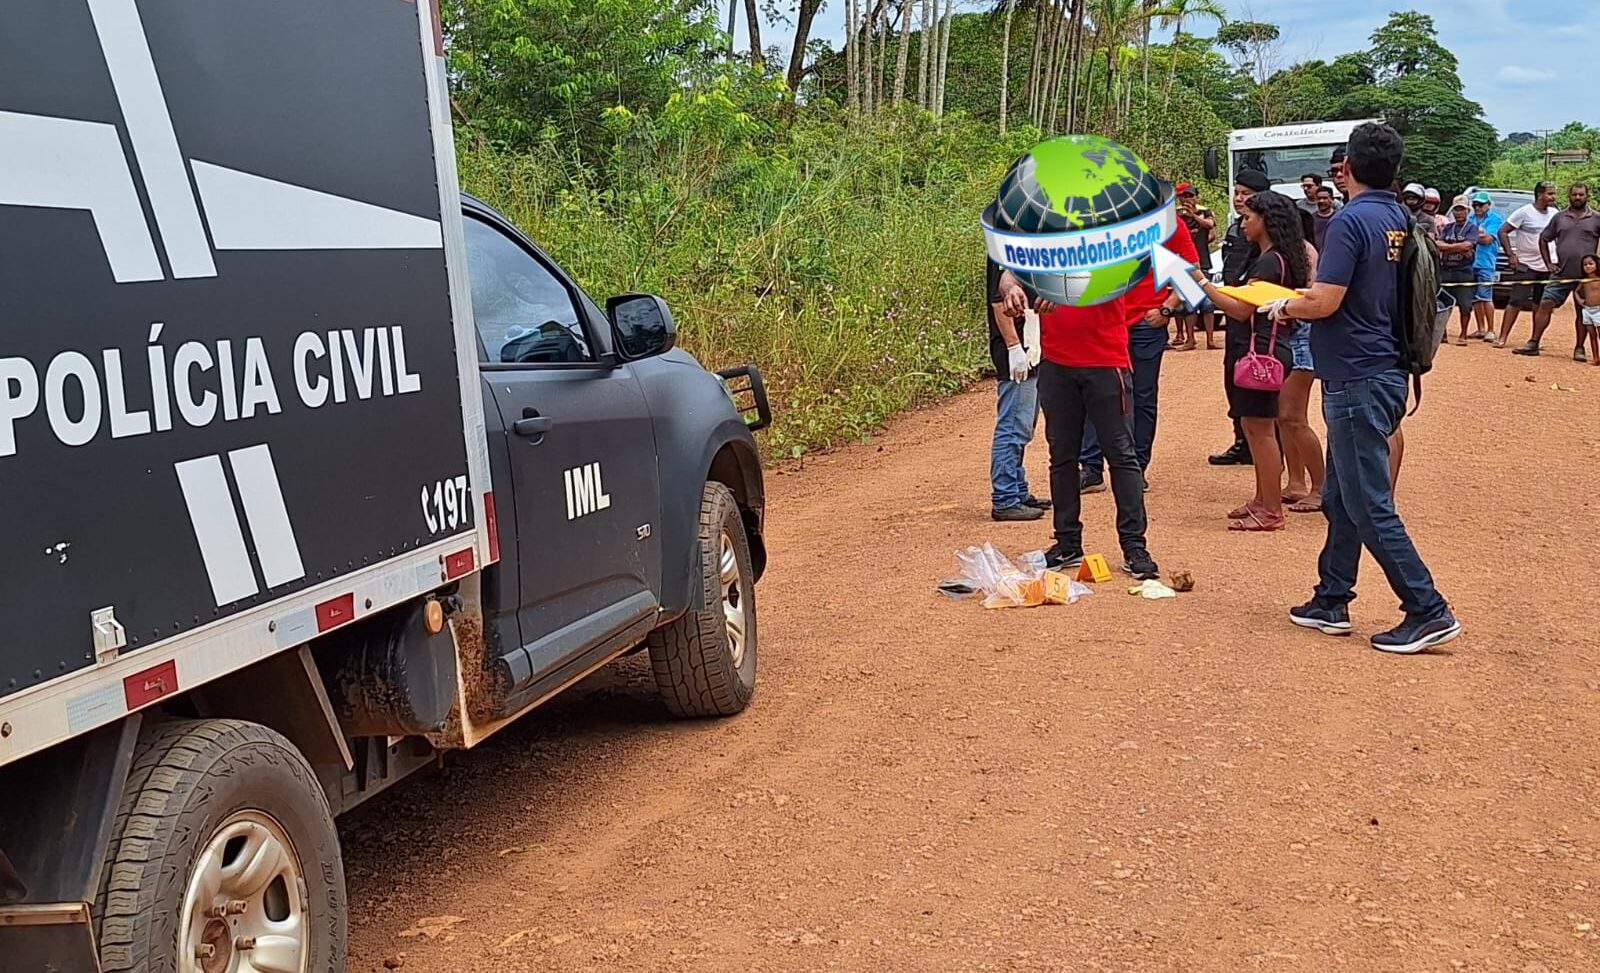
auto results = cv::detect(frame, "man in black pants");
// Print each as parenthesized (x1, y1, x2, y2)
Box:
(999, 272, 1161, 580)
(1208, 168, 1272, 466)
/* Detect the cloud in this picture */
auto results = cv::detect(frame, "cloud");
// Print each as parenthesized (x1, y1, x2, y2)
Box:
(1552, 24, 1589, 39)
(1496, 65, 1557, 86)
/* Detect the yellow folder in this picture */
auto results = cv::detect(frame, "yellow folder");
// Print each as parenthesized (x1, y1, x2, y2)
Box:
(1213, 280, 1303, 307)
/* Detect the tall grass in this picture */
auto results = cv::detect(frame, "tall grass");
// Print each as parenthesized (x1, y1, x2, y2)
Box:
(458, 109, 1040, 458)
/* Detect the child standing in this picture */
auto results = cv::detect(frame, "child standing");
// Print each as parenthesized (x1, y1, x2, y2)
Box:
(1580, 254, 1600, 365)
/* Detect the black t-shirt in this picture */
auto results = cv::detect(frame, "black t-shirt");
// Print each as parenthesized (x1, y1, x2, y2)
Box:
(1220, 220, 1258, 286)
(986, 259, 1026, 378)
(1182, 211, 1214, 270)
(1244, 248, 1307, 345)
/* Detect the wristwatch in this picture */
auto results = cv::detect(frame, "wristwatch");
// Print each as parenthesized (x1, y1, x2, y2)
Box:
(1159, 306, 1180, 318)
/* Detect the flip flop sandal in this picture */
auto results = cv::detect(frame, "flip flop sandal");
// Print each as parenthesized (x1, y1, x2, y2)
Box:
(1229, 508, 1285, 531)
(1288, 496, 1323, 513)
(1281, 491, 1308, 504)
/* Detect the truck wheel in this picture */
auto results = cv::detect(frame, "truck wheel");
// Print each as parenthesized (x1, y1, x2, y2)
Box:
(648, 481, 758, 717)
(96, 719, 345, 973)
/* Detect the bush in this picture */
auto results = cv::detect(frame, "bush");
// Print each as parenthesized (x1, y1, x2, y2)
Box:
(460, 107, 1038, 458)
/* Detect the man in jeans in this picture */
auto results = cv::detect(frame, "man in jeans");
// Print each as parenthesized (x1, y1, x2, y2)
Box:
(1078, 223, 1199, 493)
(1270, 121, 1461, 654)
(998, 275, 1160, 581)
(985, 258, 1049, 521)
(1436, 196, 1479, 345)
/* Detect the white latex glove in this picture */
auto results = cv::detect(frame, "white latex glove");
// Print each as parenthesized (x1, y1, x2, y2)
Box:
(1023, 310, 1042, 367)
(1007, 343, 1030, 383)
(1263, 298, 1292, 322)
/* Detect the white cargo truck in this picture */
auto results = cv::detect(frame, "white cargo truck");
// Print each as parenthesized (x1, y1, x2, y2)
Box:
(0, 2, 771, 970)
(1208, 119, 1381, 200)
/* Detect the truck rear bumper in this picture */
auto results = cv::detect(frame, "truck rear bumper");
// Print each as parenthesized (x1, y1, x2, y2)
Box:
(0, 903, 98, 973)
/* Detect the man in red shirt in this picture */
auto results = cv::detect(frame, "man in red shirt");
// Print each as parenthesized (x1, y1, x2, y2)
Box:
(1077, 224, 1201, 493)
(998, 263, 1165, 580)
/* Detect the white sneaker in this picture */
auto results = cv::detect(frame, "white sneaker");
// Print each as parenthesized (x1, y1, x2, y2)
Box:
(1483, 331, 1497, 343)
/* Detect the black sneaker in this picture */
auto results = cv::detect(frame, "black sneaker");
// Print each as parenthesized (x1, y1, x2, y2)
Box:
(991, 504, 1045, 522)
(1511, 341, 1541, 356)
(1370, 613, 1461, 655)
(1122, 550, 1159, 580)
(1079, 470, 1107, 494)
(1288, 599, 1353, 636)
(1044, 545, 1084, 571)
(1208, 441, 1252, 466)
(1024, 494, 1053, 510)
(1576, 347, 1589, 363)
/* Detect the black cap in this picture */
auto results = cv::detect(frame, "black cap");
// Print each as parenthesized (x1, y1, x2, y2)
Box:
(1236, 170, 1271, 192)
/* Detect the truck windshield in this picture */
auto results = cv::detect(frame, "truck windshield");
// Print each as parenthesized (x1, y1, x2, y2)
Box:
(1232, 144, 1344, 187)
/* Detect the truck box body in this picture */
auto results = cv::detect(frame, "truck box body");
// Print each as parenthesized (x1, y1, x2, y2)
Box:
(0, 0, 489, 765)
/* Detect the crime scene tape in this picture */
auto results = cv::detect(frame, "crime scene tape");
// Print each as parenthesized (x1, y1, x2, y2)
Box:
(1437, 275, 1597, 287)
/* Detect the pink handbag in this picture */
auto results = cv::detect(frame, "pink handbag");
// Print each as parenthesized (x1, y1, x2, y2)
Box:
(1233, 322, 1284, 391)
(1233, 250, 1288, 392)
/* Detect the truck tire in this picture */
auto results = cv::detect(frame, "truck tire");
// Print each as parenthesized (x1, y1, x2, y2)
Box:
(95, 719, 345, 973)
(648, 481, 758, 717)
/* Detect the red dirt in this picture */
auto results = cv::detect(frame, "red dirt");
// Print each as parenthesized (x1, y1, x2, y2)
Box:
(340, 341, 1600, 972)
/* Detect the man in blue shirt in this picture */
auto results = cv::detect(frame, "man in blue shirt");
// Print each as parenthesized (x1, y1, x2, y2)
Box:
(1468, 191, 1504, 341)
(1268, 122, 1461, 655)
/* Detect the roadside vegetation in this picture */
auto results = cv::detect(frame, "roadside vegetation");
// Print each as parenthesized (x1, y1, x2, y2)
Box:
(443, 0, 1566, 458)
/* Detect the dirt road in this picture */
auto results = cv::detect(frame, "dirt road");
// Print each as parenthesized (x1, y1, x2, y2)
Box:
(342, 343, 1600, 972)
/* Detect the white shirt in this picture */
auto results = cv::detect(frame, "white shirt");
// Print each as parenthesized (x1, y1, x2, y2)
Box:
(1506, 203, 1556, 271)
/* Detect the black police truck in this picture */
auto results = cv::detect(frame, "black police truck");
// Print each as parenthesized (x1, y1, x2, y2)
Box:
(0, 2, 769, 969)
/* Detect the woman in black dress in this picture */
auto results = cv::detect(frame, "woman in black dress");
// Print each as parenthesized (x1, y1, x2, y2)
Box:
(1188, 190, 1310, 531)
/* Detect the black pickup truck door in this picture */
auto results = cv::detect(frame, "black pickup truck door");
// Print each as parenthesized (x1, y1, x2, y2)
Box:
(463, 214, 662, 698)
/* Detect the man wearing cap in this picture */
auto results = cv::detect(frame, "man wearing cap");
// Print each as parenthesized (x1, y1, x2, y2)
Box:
(1468, 191, 1504, 341)
(1515, 181, 1600, 361)
(1176, 182, 1217, 350)
(1208, 169, 1272, 467)
(1437, 195, 1481, 345)
(1496, 180, 1558, 348)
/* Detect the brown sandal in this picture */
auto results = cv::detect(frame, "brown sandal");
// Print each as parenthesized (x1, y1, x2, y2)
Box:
(1229, 507, 1285, 531)
(1289, 495, 1322, 513)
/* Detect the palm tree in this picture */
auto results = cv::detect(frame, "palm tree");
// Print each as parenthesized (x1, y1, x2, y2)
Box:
(1159, 0, 1225, 100)
(1086, 0, 1139, 126)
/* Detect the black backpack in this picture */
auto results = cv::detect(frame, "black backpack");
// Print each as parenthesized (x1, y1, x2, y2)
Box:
(1392, 210, 1442, 411)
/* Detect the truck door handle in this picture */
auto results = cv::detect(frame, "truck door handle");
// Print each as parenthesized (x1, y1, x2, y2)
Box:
(513, 416, 554, 437)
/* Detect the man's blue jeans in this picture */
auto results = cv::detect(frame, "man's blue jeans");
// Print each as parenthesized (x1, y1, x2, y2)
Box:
(1081, 324, 1167, 475)
(991, 375, 1040, 508)
(1314, 369, 1449, 620)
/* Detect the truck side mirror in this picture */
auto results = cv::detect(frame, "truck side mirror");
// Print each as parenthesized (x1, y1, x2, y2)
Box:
(607, 294, 677, 360)
(1203, 147, 1219, 182)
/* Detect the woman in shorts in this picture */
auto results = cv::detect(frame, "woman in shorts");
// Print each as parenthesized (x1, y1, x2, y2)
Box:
(1189, 191, 1311, 531)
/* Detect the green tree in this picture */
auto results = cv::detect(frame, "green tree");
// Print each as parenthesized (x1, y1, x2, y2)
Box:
(1213, 19, 1285, 125)
(1155, 0, 1225, 103)
(443, 0, 730, 153)
(1351, 11, 1496, 194)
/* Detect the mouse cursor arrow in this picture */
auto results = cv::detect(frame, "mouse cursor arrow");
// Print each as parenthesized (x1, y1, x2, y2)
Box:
(1149, 241, 1208, 310)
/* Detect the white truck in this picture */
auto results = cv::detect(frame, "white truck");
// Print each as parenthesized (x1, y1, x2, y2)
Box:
(0, 2, 771, 970)
(1206, 119, 1382, 201)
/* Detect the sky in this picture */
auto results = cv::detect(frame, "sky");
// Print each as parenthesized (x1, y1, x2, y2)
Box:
(750, 0, 1587, 136)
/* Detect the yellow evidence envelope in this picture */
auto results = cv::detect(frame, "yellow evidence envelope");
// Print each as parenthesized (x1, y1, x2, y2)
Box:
(1213, 280, 1303, 307)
